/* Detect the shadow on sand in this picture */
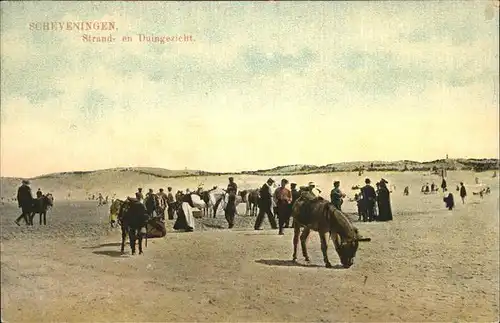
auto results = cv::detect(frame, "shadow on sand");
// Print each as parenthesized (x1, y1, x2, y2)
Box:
(255, 259, 345, 269)
(92, 250, 127, 258)
(82, 242, 126, 249)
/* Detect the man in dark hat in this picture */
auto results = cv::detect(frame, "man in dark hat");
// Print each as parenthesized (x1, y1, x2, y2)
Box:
(227, 177, 238, 195)
(15, 180, 34, 226)
(275, 178, 292, 235)
(360, 178, 376, 222)
(330, 180, 346, 211)
(254, 178, 278, 230)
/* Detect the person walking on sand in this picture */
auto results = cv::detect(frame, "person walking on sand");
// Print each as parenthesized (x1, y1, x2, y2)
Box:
(254, 178, 278, 230)
(15, 180, 34, 226)
(459, 182, 467, 204)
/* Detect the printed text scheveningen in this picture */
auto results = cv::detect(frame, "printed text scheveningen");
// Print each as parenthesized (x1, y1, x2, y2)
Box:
(29, 21, 116, 31)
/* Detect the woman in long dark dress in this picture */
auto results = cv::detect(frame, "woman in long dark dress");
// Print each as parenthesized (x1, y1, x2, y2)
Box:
(377, 180, 393, 221)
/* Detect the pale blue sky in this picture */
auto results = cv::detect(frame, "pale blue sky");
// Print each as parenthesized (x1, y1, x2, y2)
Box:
(1, 1, 499, 177)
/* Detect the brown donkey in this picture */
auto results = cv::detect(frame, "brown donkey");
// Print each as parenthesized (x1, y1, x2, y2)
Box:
(292, 193, 371, 268)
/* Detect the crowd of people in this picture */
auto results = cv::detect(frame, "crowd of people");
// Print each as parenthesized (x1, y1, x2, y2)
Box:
(12, 172, 491, 231)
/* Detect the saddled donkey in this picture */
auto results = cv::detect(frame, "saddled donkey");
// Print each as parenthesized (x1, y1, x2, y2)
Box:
(117, 198, 149, 255)
(29, 194, 54, 225)
(239, 189, 260, 216)
(292, 193, 371, 268)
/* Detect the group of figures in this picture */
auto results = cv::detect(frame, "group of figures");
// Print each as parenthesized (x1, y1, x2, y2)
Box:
(351, 178, 393, 222)
(14, 180, 54, 226)
(415, 177, 491, 211)
(109, 176, 373, 267)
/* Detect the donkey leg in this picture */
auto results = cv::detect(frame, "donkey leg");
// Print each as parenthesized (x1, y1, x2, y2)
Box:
(300, 227, 311, 262)
(39, 213, 43, 225)
(129, 228, 136, 255)
(43, 212, 47, 225)
(320, 231, 332, 268)
(138, 230, 144, 255)
(120, 226, 126, 253)
(292, 222, 300, 262)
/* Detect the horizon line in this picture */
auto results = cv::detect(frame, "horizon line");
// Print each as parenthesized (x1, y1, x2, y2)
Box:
(2, 156, 499, 179)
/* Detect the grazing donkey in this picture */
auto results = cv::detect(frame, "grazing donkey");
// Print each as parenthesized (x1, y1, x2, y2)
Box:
(291, 192, 371, 268)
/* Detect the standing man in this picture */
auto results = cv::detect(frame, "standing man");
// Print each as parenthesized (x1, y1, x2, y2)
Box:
(136, 188, 144, 204)
(225, 193, 237, 229)
(330, 181, 346, 211)
(166, 187, 176, 220)
(360, 178, 376, 222)
(254, 178, 278, 230)
(275, 179, 292, 235)
(459, 182, 467, 204)
(15, 180, 33, 226)
(226, 177, 238, 195)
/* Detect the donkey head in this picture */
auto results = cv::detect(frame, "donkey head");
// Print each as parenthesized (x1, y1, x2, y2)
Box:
(45, 193, 54, 207)
(334, 227, 371, 268)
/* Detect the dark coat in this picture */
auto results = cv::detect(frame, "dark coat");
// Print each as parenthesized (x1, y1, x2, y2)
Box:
(259, 184, 272, 207)
(17, 185, 33, 208)
(377, 186, 393, 221)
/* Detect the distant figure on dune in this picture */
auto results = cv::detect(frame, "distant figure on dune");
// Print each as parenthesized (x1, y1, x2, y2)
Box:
(97, 193, 104, 206)
(475, 177, 479, 184)
(493, 171, 497, 178)
(431, 183, 436, 192)
(403, 186, 409, 196)
(443, 189, 455, 210)
(441, 178, 447, 192)
(459, 182, 467, 204)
